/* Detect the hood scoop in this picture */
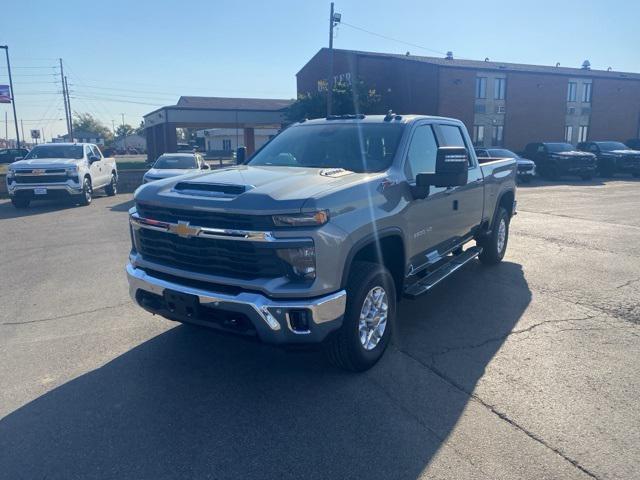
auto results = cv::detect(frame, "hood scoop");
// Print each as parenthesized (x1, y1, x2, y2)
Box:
(319, 168, 352, 178)
(173, 182, 250, 198)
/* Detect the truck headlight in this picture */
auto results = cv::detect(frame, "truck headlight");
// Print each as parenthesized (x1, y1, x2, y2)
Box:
(65, 166, 79, 176)
(277, 246, 316, 280)
(272, 210, 329, 227)
(6, 169, 15, 181)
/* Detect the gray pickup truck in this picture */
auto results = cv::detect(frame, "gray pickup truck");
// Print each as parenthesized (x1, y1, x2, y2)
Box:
(126, 114, 516, 371)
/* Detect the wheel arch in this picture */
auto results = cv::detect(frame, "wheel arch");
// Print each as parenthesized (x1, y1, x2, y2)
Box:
(341, 228, 406, 299)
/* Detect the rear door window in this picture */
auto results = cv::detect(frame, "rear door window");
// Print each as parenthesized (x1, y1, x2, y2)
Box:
(438, 124, 473, 166)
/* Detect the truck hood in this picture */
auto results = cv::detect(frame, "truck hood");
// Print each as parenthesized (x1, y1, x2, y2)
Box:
(552, 151, 595, 158)
(135, 165, 369, 214)
(607, 149, 640, 156)
(10, 158, 81, 169)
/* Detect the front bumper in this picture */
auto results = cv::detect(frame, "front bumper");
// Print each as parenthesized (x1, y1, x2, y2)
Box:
(126, 263, 346, 344)
(7, 182, 83, 197)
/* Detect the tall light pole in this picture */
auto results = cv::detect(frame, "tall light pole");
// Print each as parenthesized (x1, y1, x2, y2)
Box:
(1, 46, 21, 147)
(326, 3, 341, 116)
(121, 113, 126, 150)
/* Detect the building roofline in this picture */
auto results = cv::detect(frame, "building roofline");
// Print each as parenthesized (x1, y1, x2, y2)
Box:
(307, 47, 640, 81)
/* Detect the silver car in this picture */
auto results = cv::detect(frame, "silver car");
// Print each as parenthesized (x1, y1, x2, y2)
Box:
(143, 153, 209, 183)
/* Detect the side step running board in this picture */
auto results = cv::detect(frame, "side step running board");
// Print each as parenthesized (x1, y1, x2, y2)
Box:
(404, 246, 482, 299)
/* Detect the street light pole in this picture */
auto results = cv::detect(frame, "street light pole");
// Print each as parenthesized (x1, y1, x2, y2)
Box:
(121, 113, 126, 150)
(1, 46, 21, 148)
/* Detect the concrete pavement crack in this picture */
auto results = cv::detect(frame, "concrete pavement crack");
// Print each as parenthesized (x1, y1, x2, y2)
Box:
(395, 346, 601, 480)
(616, 277, 640, 289)
(0, 302, 131, 326)
(428, 314, 597, 358)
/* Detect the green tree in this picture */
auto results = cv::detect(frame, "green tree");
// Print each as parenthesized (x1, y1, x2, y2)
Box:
(116, 124, 134, 138)
(135, 120, 145, 136)
(72, 113, 112, 141)
(285, 80, 382, 123)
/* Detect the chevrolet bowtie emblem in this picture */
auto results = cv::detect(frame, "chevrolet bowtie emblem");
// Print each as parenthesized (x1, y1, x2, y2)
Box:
(32, 169, 46, 175)
(171, 221, 200, 238)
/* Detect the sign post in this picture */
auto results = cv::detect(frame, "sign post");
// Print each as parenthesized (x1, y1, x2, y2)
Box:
(30, 129, 41, 145)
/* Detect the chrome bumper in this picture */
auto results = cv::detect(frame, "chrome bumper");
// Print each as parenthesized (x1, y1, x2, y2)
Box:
(126, 263, 346, 344)
(7, 182, 83, 195)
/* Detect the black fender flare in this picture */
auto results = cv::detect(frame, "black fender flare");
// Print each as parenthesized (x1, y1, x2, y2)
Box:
(340, 227, 406, 290)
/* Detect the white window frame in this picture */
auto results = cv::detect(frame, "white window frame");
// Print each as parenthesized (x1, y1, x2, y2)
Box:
(565, 125, 573, 142)
(494, 78, 506, 100)
(475, 77, 487, 99)
(582, 83, 592, 103)
(567, 82, 577, 102)
(492, 125, 504, 146)
(472, 125, 485, 145)
(578, 125, 589, 142)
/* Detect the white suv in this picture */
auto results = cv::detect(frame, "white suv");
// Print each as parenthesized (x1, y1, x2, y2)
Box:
(6, 143, 117, 208)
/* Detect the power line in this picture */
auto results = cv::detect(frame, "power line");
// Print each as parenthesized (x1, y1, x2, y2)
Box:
(339, 20, 449, 56)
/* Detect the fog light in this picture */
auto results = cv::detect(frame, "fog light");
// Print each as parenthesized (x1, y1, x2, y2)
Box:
(288, 309, 311, 333)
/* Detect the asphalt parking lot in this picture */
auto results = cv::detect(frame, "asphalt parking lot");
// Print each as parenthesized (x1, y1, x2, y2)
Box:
(1, 178, 639, 480)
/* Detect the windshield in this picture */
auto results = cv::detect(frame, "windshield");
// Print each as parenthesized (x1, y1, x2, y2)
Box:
(488, 149, 518, 158)
(596, 141, 628, 151)
(153, 155, 198, 169)
(24, 145, 84, 160)
(248, 123, 405, 173)
(546, 143, 575, 152)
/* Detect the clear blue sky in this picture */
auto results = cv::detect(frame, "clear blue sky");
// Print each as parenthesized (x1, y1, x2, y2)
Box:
(1, 0, 638, 141)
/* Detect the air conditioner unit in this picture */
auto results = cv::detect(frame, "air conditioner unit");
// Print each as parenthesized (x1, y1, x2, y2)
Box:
(496, 105, 506, 114)
(567, 107, 576, 115)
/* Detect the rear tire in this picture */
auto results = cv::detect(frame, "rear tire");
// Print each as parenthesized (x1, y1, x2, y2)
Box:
(323, 261, 396, 372)
(105, 173, 117, 196)
(11, 196, 30, 209)
(478, 207, 510, 265)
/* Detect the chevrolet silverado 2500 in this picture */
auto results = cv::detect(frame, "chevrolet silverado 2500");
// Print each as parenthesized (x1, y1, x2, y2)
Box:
(6, 143, 117, 208)
(126, 114, 517, 371)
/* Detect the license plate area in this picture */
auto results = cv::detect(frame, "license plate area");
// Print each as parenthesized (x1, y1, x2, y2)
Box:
(34, 187, 47, 195)
(163, 289, 200, 319)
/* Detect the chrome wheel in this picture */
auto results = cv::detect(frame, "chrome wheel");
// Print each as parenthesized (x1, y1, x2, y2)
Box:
(358, 286, 388, 351)
(497, 218, 506, 254)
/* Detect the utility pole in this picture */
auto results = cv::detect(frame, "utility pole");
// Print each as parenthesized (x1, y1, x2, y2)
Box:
(64, 75, 73, 137)
(1, 46, 21, 147)
(326, 3, 341, 116)
(121, 113, 126, 150)
(4, 111, 7, 141)
(20, 119, 25, 146)
(59, 58, 71, 137)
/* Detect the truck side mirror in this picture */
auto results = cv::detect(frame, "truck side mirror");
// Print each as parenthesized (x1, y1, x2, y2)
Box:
(236, 146, 246, 164)
(416, 147, 469, 188)
(14, 156, 23, 161)
(88, 155, 100, 163)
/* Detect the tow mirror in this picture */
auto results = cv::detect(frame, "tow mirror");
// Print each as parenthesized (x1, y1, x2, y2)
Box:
(236, 146, 246, 164)
(14, 156, 23, 161)
(88, 155, 100, 163)
(416, 147, 469, 188)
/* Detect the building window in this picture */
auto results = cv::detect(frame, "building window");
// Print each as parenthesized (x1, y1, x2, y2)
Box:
(492, 125, 504, 146)
(222, 139, 231, 151)
(565, 125, 573, 142)
(582, 83, 592, 103)
(475, 77, 487, 99)
(472, 125, 485, 146)
(317, 79, 328, 92)
(567, 82, 577, 102)
(578, 125, 588, 142)
(494, 78, 506, 100)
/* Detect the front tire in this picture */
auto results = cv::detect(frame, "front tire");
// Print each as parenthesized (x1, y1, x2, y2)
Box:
(11, 196, 30, 209)
(478, 207, 510, 265)
(105, 173, 117, 196)
(324, 262, 396, 372)
(78, 177, 92, 206)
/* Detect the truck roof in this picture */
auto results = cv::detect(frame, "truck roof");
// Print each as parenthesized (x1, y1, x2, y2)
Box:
(36, 142, 96, 147)
(298, 114, 463, 125)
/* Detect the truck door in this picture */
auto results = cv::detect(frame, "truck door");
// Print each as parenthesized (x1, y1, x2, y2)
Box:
(403, 123, 453, 269)
(434, 123, 485, 243)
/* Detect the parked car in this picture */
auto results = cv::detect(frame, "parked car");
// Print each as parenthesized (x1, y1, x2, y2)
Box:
(522, 142, 596, 180)
(142, 152, 209, 183)
(475, 148, 536, 182)
(126, 114, 517, 371)
(0, 147, 29, 163)
(6, 143, 117, 208)
(577, 141, 640, 177)
(625, 139, 640, 150)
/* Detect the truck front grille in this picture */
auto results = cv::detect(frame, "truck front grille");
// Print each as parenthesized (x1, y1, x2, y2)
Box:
(15, 175, 72, 183)
(136, 228, 287, 280)
(136, 202, 275, 230)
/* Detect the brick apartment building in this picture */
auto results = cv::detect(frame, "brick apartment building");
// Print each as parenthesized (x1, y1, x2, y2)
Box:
(296, 48, 640, 151)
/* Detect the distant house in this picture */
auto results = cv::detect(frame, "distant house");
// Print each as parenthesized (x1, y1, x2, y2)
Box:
(54, 129, 105, 145)
(197, 128, 278, 154)
(113, 134, 146, 151)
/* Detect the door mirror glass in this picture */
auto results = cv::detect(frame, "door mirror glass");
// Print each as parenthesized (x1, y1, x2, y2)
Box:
(88, 155, 100, 163)
(202, 163, 210, 170)
(416, 147, 469, 188)
(14, 156, 23, 161)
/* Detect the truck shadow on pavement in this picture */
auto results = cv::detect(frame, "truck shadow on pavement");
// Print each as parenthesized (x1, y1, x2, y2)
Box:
(0, 261, 530, 479)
